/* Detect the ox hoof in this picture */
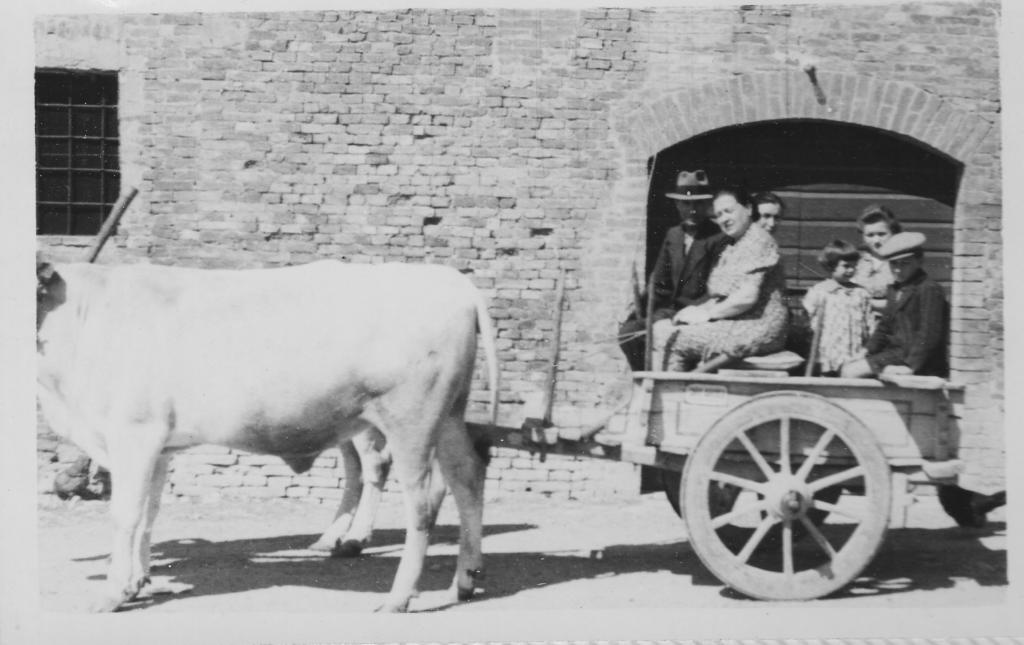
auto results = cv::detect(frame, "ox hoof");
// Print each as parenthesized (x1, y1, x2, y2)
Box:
(308, 538, 337, 552)
(457, 584, 476, 602)
(88, 594, 126, 613)
(330, 539, 365, 558)
(141, 577, 194, 597)
(374, 599, 410, 613)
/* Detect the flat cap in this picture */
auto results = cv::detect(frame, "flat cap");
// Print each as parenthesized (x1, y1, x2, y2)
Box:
(879, 231, 926, 260)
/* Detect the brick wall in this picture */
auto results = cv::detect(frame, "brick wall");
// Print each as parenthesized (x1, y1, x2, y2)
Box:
(35, 3, 1003, 499)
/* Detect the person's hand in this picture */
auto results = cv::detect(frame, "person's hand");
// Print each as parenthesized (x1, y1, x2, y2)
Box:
(673, 307, 712, 325)
(881, 364, 913, 376)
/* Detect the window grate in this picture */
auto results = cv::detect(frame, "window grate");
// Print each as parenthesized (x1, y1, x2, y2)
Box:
(35, 69, 120, 236)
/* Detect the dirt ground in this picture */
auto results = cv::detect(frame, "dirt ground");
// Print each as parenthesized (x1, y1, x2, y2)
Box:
(37, 491, 1007, 614)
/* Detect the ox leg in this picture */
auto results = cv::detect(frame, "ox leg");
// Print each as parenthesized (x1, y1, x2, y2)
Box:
(135, 453, 194, 598)
(92, 437, 164, 612)
(309, 440, 363, 552)
(336, 430, 392, 557)
(136, 454, 170, 583)
(425, 458, 447, 528)
(435, 417, 486, 602)
(376, 456, 433, 613)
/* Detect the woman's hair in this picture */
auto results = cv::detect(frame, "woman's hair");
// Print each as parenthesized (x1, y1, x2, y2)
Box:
(857, 204, 902, 234)
(712, 186, 753, 208)
(818, 239, 861, 271)
(751, 191, 785, 221)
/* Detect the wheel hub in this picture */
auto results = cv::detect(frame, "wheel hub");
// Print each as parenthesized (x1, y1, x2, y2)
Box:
(765, 475, 812, 521)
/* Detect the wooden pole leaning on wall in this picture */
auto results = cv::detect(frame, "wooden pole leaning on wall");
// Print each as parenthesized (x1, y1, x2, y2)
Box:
(85, 186, 139, 263)
(644, 271, 656, 371)
(540, 267, 567, 428)
(641, 152, 659, 372)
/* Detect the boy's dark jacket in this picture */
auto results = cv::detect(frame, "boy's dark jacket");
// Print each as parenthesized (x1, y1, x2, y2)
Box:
(866, 268, 948, 376)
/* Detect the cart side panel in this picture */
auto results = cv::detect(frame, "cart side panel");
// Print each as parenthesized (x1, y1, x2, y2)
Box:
(645, 376, 954, 462)
(799, 384, 950, 461)
(649, 380, 762, 454)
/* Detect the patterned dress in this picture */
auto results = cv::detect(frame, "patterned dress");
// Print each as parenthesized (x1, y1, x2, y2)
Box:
(662, 223, 788, 370)
(802, 279, 873, 373)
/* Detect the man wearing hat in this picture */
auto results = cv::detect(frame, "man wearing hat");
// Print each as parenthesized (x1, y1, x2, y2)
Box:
(840, 231, 948, 378)
(619, 170, 730, 370)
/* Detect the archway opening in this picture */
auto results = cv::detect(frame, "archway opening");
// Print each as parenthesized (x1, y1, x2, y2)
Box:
(645, 119, 963, 294)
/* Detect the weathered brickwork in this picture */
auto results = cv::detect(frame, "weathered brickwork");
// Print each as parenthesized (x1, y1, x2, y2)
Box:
(36, 3, 1003, 499)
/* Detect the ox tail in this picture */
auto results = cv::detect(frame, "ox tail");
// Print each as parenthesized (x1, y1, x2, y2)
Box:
(473, 289, 500, 428)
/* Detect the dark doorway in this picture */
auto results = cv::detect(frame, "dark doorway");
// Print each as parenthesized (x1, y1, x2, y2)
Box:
(645, 119, 963, 294)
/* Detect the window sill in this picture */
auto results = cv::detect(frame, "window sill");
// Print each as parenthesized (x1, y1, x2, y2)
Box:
(36, 235, 94, 247)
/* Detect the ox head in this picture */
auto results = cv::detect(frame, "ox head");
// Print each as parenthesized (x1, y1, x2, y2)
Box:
(36, 256, 66, 332)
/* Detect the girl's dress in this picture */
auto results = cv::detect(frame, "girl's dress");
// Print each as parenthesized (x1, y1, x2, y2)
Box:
(803, 278, 873, 373)
(662, 223, 788, 370)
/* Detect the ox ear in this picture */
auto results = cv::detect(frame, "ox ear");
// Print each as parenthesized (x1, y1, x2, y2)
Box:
(37, 262, 55, 283)
(36, 259, 64, 304)
(37, 252, 56, 283)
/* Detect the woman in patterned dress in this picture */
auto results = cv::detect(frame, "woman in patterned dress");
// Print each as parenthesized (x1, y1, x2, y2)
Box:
(803, 240, 873, 375)
(657, 187, 789, 372)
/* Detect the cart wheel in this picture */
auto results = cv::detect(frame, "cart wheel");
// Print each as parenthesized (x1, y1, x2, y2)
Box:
(664, 468, 745, 548)
(664, 468, 842, 532)
(663, 469, 744, 528)
(682, 391, 891, 600)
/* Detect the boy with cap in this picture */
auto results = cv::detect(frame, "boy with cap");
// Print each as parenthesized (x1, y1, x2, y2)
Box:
(840, 232, 1005, 528)
(839, 231, 948, 378)
(619, 170, 730, 370)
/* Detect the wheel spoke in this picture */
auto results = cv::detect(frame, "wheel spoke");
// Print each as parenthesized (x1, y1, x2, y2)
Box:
(813, 499, 866, 523)
(736, 431, 775, 480)
(794, 428, 837, 482)
(799, 515, 838, 559)
(709, 471, 766, 494)
(711, 499, 771, 529)
(808, 465, 865, 493)
(782, 519, 794, 576)
(736, 515, 776, 563)
(779, 416, 791, 475)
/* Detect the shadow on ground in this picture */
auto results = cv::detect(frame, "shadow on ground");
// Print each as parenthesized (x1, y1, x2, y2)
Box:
(89, 520, 1005, 611)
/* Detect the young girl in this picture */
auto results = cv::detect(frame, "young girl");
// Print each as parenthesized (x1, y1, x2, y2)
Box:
(803, 240, 873, 376)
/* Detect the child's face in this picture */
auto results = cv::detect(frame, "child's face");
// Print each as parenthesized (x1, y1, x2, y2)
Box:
(889, 255, 923, 283)
(832, 259, 858, 284)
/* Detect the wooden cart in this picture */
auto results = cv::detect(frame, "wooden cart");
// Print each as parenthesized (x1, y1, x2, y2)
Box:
(472, 369, 966, 601)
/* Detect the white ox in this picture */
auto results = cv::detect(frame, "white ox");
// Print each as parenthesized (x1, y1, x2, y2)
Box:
(35, 259, 498, 612)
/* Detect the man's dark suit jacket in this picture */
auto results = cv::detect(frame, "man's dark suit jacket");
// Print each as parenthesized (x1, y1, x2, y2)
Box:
(618, 219, 728, 371)
(648, 221, 731, 322)
(865, 268, 948, 376)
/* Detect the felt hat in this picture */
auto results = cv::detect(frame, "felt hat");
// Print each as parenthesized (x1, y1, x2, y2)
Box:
(665, 170, 712, 201)
(879, 231, 926, 260)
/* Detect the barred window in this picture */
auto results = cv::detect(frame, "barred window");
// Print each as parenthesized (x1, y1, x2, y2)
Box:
(35, 69, 120, 236)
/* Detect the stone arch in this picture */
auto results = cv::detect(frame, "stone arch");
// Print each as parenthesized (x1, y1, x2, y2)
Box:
(619, 71, 993, 164)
